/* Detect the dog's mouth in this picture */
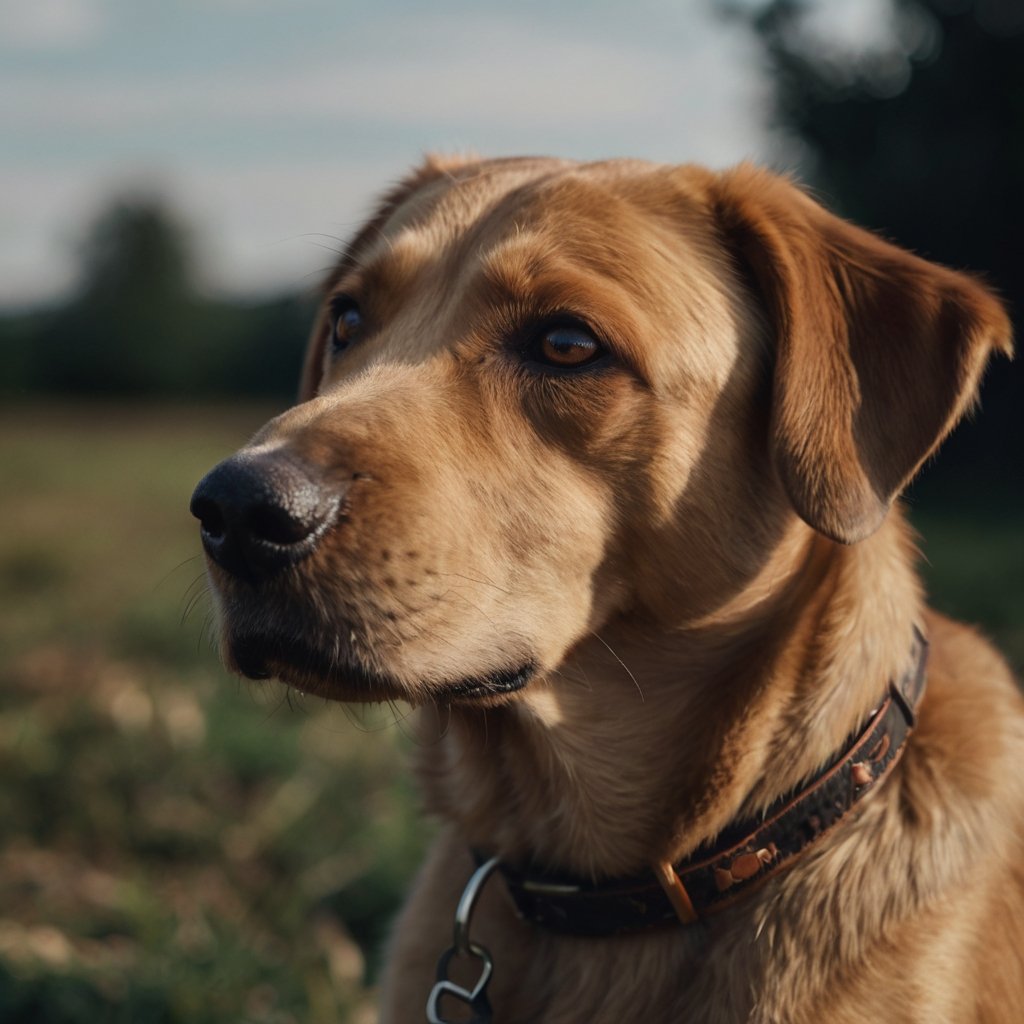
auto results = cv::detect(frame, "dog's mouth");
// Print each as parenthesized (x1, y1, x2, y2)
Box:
(227, 631, 536, 705)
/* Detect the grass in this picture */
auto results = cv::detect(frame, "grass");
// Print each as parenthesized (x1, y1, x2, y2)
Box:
(0, 402, 1019, 1023)
(0, 403, 431, 1024)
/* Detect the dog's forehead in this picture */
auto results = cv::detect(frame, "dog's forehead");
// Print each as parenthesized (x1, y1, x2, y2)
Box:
(330, 159, 749, 389)
(372, 159, 718, 273)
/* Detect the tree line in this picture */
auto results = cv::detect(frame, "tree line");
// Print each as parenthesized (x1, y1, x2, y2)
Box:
(0, 198, 313, 401)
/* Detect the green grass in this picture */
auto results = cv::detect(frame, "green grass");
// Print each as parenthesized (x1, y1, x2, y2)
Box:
(0, 403, 431, 1024)
(0, 403, 1019, 1023)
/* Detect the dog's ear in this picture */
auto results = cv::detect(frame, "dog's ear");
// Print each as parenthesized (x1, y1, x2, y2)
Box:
(712, 165, 1012, 544)
(298, 154, 475, 402)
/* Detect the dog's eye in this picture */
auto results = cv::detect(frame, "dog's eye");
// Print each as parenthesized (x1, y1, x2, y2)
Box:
(329, 297, 364, 354)
(534, 325, 604, 370)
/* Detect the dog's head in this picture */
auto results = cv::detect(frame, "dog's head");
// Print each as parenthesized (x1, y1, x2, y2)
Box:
(191, 156, 1010, 705)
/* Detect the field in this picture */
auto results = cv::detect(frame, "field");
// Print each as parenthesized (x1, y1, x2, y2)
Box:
(0, 404, 430, 1024)
(0, 403, 1021, 1024)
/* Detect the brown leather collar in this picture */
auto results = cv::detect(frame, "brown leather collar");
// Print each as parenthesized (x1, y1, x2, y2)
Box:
(484, 627, 929, 937)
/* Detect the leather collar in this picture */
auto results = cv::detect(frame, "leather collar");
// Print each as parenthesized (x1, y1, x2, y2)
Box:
(483, 627, 929, 937)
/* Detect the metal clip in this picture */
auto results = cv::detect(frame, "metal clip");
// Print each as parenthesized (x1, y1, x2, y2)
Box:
(426, 856, 500, 1024)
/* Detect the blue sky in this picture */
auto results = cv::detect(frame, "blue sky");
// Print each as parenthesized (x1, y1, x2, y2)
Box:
(0, 0, 889, 306)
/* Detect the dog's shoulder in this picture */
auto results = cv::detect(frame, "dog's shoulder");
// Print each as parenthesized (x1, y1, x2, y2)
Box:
(917, 612, 1024, 1020)
(901, 611, 1024, 845)
(920, 610, 1024, 770)
(906, 611, 1024, 937)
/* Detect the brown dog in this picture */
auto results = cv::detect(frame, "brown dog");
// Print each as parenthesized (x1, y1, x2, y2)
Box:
(191, 156, 1024, 1023)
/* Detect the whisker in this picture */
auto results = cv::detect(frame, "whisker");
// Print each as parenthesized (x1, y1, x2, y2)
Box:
(154, 554, 204, 593)
(182, 570, 208, 601)
(590, 631, 644, 702)
(200, 613, 220, 655)
(444, 589, 502, 636)
(181, 578, 211, 625)
(426, 700, 453, 743)
(303, 240, 349, 257)
(438, 571, 511, 596)
(263, 687, 291, 722)
(549, 664, 593, 693)
(387, 698, 420, 743)
(340, 702, 370, 732)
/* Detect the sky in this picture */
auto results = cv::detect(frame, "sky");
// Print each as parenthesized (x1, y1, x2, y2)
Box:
(0, 0, 892, 307)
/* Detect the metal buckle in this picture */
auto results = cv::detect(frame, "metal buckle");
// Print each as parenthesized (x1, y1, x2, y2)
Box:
(426, 856, 500, 1024)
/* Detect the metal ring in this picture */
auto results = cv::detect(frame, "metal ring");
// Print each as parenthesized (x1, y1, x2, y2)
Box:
(453, 856, 500, 955)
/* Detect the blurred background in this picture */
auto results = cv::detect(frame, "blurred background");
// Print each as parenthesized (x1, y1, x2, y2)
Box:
(1, 1, 1021, 1020)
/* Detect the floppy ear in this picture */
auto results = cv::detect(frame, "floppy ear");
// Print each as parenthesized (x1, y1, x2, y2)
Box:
(713, 165, 1012, 544)
(298, 153, 475, 402)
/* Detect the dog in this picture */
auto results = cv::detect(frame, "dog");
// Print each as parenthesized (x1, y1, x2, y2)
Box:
(191, 156, 1024, 1022)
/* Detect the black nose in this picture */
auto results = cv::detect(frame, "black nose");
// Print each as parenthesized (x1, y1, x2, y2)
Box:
(190, 450, 342, 582)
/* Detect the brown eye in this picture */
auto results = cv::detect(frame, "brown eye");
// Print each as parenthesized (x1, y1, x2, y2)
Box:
(537, 326, 603, 369)
(329, 297, 364, 354)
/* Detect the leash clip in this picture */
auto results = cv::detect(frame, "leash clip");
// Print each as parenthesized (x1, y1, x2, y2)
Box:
(426, 856, 500, 1024)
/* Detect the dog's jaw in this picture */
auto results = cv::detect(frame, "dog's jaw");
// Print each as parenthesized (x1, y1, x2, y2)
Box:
(223, 624, 538, 707)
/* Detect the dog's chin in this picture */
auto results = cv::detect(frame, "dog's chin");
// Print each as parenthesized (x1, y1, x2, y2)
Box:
(225, 632, 536, 706)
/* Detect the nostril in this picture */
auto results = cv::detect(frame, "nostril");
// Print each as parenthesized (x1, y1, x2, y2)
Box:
(191, 496, 226, 539)
(247, 502, 318, 546)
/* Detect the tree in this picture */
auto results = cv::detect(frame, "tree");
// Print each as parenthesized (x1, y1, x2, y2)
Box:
(15, 195, 310, 399)
(735, 0, 1024, 486)
(76, 197, 194, 304)
(37, 197, 201, 394)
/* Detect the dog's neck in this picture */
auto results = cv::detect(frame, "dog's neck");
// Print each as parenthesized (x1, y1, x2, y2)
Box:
(417, 512, 922, 879)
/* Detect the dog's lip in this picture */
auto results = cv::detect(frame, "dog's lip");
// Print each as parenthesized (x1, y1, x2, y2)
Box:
(228, 632, 536, 704)
(437, 663, 536, 700)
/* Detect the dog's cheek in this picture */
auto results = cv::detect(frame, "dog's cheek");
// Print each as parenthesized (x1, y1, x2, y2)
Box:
(573, 371, 784, 627)
(507, 377, 713, 638)
(311, 444, 596, 681)
(498, 462, 625, 663)
(518, 372, 641, 457)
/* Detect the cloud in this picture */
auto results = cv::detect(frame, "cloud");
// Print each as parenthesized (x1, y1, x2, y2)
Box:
(0, 165, 108, 304)
(0, 4, 773, 304)
(1, 11, 766, 160)
(0, 0, 106, 51)
(0, 157, 398, 304)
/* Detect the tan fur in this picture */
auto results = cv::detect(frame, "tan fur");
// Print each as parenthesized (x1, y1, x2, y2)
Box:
(201, 157, 1024, 1022)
